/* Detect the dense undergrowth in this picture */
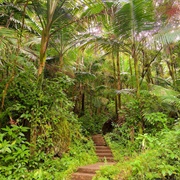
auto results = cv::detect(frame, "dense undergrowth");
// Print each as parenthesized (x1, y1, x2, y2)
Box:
(0, 72, 98, 180)
(90, 90, 180, 180)
(0, 1, 180, 179)
(93, 122, 180, 180)
(0, 125, 97, 180)
(0, 70, 179, 179)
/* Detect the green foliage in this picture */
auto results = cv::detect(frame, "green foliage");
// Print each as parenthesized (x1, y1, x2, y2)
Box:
(79, 112, 108, 135)
(150, 85, 180, 120)
(144, 112, 168, 134)
(81, 2, 105, 17)
(0, 0, 180, 179)
(120, 90, 174, 137)
(21, 137, 97, 180)
(0, 70, 78, 155)
(98, 124, 180, 180)
(56, 138, 97, 179)
(98, 88, 179, 179)
(129, 127, 180, 179)
(114, 0, 155, 37)
(0, 64, 37, 126)
(0, 125, 30, 179)
(94, 164, 120, 180)
(0, 125, 97, 180)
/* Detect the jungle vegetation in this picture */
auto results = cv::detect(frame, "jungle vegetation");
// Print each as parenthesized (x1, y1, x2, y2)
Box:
(0, 0, 179, 179)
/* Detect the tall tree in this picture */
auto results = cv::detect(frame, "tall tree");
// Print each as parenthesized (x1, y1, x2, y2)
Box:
(114, 0, 155, 96)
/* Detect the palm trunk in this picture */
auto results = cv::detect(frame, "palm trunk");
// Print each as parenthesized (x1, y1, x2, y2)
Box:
(37, 0, 59, 77)
(116, 47, 121, 119)
(167, 45, 176, 86)
(112, 51, 118, 117)
(59, 52, 63, 69)
(129, 56, 133, 88)
(166, 60, 176, 86)
(81, 91, 85, 115)
(132, 43, 140, 97)
(132, 47, 143, 135)
(38, 29, 49, 77)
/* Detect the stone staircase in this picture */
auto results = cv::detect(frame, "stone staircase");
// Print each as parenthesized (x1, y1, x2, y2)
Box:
(92, 134, 114, 162)
(71, 134, 115, 180)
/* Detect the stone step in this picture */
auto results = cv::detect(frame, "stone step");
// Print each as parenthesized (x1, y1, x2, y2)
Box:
(96, 149, 112, 153)
(93, 141, 106, 145)
(99, 157, 115, 162)
(93, 140, 106, 143)
(77, 162, 112, 174)
(93, 139, 106, 144)
(92, 135, 106, 146)
(78, 167, 98, 174)
(95, 145, 111, 149)
(71, 162, 115, 180)
(96, 153, 113, 157)
(71, 172, 95, 180)
(92, 138, 105, 141)
(94, 143, 106, 146)
(71, 135, 116, 179)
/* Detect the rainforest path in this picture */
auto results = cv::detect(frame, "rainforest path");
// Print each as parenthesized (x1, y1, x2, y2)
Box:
(71, 134, 116, 180)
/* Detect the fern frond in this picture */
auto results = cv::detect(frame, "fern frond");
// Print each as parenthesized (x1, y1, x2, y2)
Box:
(153, 25, 180, 45)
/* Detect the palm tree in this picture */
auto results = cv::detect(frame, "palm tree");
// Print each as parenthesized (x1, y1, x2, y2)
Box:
(30, 0, 67, 77)
(0, 1, 38, 110)
(75, 1, 126, 119)
(114, 0, 155, 97)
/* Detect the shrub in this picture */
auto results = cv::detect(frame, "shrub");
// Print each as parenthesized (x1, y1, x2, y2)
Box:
(79, 112, 108, 135)
(0, 125, 30, 179)
(98, 123, 180, 180)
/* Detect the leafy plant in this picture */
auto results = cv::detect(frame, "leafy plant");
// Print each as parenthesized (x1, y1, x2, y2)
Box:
(144, 112, 168, 134)
(79, 112, 108, 135)
(0, 125, 30, 179)
(100, 123, 180, 180)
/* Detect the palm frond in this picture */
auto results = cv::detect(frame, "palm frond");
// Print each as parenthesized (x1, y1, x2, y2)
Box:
(150, 84, 180, 113)
(81, 1, 105, 17)
(76, 33, 131, 54)
(75, 71, 96, 82)
(114, 0, 155, 37)
(150, 84, 179, 97)
(0, 2, 42, 34)
(153, 25, 180, 45)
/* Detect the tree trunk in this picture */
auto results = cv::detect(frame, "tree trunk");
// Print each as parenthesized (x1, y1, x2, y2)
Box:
(132, 42, 141, 140)
(81, 91, 85, 115)
(167, 45, 176, 86)
(116, 47, 121, 119)
(166, 59, 176, 86)
(112, 51, 118, 117)
(59, 52, 63, 69)
(38, 29, 49, 77)
(132, 43, 140, 97)
(129, 56, 133, 88)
